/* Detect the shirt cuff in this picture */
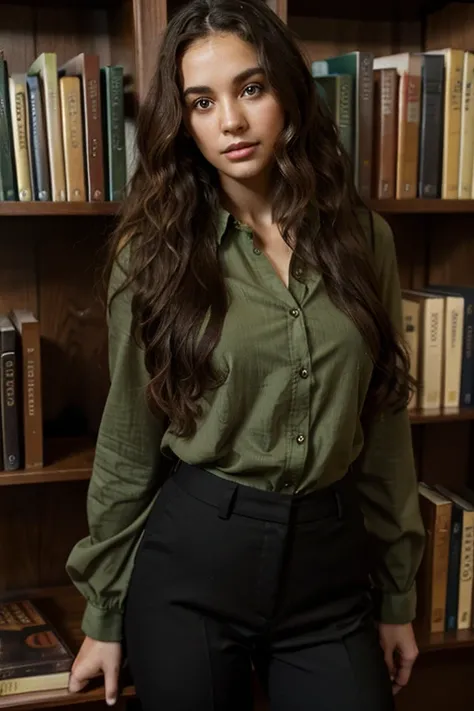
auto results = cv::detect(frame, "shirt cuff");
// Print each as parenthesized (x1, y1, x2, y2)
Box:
(373, 586, 417, 624)
(81, 601, 124, 642)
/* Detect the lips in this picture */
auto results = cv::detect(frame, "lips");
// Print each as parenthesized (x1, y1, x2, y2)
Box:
(224, 141, 257, 153)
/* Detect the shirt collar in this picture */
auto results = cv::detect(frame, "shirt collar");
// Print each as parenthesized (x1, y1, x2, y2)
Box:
(216, 207, 233, 245)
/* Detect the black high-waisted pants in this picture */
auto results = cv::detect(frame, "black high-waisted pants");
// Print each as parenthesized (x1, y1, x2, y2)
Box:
(124, 461, 394, 711)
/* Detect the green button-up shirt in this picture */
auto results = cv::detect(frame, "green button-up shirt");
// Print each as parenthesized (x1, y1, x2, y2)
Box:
(66, 207, 425, 642)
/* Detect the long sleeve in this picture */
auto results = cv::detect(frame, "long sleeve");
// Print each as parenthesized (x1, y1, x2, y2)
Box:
(355, 212, 425, 624)
(66, 245, 167, 642)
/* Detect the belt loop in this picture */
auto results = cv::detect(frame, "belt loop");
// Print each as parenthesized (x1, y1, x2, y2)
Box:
(218, 485, 238, 520)
(335, 491, 343, 519)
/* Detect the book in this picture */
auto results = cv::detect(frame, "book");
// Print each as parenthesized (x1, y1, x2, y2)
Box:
(0, 599, 73, 696)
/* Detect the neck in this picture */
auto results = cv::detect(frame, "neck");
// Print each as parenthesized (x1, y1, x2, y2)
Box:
(218, 171, 273, 229)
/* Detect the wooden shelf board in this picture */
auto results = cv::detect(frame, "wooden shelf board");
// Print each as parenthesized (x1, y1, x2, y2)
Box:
(417, 626, 474, 653)
(368, 199, 474, 214)
(409, 407, 474, 424)
(0, 202, 120, 217)
(0, 587, 135, 710)
(0, 439, 94, 486)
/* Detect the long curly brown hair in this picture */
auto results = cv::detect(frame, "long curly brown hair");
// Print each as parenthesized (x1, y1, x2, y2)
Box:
(108, 0, 413, 438)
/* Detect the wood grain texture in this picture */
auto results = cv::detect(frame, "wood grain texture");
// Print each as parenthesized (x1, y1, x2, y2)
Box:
(34, 5, 111, 66)
(37, 218, 110, 436)
(0, 4, 35, 72)
(132, 0, 167, 101)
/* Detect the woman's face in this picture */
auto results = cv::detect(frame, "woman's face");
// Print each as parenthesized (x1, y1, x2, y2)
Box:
(181, 32, 285, 184)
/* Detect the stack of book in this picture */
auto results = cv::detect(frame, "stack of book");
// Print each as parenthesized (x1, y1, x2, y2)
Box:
(418, 482, 474, 634)
(312, 49, 472, 200)
(0, 51, 127, 202)
(402, 286, 474, 411)
(0, 598, 73, 696)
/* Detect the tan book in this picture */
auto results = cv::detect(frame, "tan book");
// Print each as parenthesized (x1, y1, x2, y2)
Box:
(418, 483, 452, 634)
(425, 290, 464, 408)
(426, 48, 464, 199)
(402, 297, 420, 410)
(402, 290, 444, 409)
(459, 51, 474, 198)
(373, 53, 422, 199)
(9, 310, 43, 469)
(27, 53, 66, 202)
(372, 68, 398, 199)
(8, 75, 32, 202)
(59, 76, 86, 201)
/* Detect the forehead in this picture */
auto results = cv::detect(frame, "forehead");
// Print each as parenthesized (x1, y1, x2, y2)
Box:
(180, 33, 259, 87)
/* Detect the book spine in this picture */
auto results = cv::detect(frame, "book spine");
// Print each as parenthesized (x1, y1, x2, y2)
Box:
(420, 298, 444, 409)
(357, 52, 374, 199)
(460, 299, 474, 407)
(431, 503, 452, 632)
(446, 505, 463, 630)
(59, 76, 86, 201)
(9, 78, 32, 201)
(22, 322, 43, 469)
(0, 332, 20, 471)
(457, 510, 474, 629)
(102, 66, 126, 201)
(442, 50, 463, 199)
(338, 74, 353, 162)
(418, 57, 444, 198)
(373, 68, 397, 199)
(0, 60, 17, 200)
(442, 298, 464, 408)
(459, 52, 474, 198)
(26, 76, 51, 201)
(83, 56, 105, 201)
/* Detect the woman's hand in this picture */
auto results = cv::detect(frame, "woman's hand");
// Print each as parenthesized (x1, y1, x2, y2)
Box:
(378, 622, 419, 695)
(68, 636, 122, 706)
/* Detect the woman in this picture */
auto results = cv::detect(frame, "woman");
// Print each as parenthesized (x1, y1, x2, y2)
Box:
(66, 1, 425, 709)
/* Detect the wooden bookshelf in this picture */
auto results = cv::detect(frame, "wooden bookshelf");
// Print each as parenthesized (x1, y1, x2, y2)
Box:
(0, 587, 135, 710)
(0, 202, 120, 217)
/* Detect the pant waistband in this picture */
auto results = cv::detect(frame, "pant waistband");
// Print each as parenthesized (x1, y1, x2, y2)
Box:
(172, 461, 355, 525)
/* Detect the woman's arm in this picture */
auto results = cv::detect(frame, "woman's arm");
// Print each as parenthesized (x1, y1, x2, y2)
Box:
(66, 244, 167, 642)
(356, 211, 425, 625)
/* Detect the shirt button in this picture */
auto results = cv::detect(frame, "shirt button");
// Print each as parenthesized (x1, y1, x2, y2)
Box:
(290, 308, 300, 318)
(283, 482, 291, 489)
(253, 247, 261, 255)
(294, 267, 303, 278)
(296, 434, 305, 444)
(300, 367, 309, 379)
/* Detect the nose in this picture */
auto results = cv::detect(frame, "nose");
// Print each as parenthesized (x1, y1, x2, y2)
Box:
(220, 98, 247, 135)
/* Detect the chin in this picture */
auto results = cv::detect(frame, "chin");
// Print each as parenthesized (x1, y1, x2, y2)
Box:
(219, 160, 271, 182)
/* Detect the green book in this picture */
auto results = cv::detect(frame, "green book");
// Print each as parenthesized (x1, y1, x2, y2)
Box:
(314, 74, 354, 161)
(0, 58, 18, 201)
(101, 65, 126, 201)
(312, 51, 374, 198)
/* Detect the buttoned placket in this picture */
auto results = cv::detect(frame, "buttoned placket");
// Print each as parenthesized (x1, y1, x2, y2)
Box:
(235, 220, 312, 493)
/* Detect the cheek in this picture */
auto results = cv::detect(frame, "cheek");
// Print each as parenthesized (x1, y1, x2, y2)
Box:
(189, 117, 217, 156)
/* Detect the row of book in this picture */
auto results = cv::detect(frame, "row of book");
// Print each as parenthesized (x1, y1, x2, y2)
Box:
(418, 482, 474, 634)
(0, 311, 42, 473)
(402, 286, 473, 411)
(0, 51, 127, 203)
(312, 48, 472, 201)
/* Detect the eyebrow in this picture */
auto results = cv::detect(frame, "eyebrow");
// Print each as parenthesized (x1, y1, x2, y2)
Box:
(182, 66, 265, 99)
